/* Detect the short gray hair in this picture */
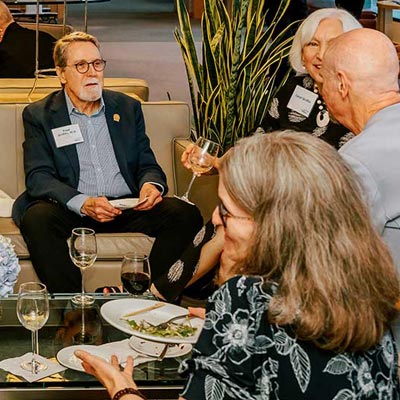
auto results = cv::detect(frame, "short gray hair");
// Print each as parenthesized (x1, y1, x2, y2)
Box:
(53, 31, 100, 68)
(289, 8, 361, 74)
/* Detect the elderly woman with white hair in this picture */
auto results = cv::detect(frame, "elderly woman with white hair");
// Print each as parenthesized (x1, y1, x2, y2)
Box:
(261, 8, 361, 149)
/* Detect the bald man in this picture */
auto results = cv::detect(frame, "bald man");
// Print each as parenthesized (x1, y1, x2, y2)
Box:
(321, 28, 400, 268)
(0, 1, 54, 77)
(321, 28, 400, 344)
(321, 28, 400, 343)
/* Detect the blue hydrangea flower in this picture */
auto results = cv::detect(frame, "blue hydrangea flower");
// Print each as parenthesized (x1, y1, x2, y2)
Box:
(0, 235, 20, 297)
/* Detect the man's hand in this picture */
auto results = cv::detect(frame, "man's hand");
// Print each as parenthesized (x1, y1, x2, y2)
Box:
(134, 183, 162, 211)
(81, 196, 121, 222)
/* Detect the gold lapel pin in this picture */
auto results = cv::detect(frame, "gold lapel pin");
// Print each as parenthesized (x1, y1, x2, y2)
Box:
(113, 113, 120, 122)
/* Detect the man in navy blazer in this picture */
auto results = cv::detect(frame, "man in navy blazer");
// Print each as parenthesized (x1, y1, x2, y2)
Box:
(12, 31, 202, 294)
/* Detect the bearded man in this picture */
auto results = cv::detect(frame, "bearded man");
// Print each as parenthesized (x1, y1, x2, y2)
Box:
(12, 31, 202, 293)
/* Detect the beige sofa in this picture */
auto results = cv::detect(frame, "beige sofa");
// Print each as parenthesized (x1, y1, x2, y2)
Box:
(0, 95, 194, 292)
(19, 22, 74, 39)
(0, 77, 150, 101)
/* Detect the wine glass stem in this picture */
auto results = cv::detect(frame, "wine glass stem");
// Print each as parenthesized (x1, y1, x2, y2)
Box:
(182, 172, 198, 199)
(81, 268, 85, 299)
(31, 329, 39, 374)
(81, 303, 86, 340)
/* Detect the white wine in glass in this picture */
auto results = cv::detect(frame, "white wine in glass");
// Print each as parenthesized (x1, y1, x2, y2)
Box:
(16, 282, 49, 374)
(177, 137, 220, 203)
(69, 228, 97, 306)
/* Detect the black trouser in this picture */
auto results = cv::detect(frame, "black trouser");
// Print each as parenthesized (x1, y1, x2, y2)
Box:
(20, 197, 203, 294)
(153, 219, 218, 302)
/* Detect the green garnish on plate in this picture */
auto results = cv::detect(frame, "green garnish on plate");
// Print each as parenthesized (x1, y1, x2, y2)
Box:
(128, 319, 197, 338)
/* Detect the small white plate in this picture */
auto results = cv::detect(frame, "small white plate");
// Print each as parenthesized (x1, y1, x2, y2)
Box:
(109, 198, 147, 210)
(100, 299, 204, 344)
(129, 336, 192, 358)
(56, 345, 110, 372)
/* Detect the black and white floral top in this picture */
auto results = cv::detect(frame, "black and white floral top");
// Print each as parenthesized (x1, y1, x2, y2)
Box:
(261, 74, 353, 149)
(180, 275, 400, 399)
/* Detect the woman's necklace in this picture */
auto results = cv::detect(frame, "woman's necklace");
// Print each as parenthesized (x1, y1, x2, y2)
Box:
(313, 84, 330, 128)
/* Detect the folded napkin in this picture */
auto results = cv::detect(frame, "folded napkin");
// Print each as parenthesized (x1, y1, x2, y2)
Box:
(0, 190, 14, 218)
(97, 339, 157, 367)
(6, 372, 67, 383)
(0, 353, 66, 383)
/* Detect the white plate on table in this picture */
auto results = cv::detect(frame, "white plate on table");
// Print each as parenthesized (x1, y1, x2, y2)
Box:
(109, 198, 147, 210)
(129, 336, 192, 358)
(57, 345, 110, 372)
(100, 299, 204, 344)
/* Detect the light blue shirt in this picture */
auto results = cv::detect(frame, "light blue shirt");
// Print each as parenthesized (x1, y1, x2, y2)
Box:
(65, 92, 132, 215)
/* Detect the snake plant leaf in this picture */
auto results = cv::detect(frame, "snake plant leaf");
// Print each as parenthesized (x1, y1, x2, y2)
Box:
(176, 0, 292, 152)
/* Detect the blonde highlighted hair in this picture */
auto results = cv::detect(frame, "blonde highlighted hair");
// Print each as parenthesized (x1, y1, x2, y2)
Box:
(53, 31, 100, 68)
(220, 131, 399, 352)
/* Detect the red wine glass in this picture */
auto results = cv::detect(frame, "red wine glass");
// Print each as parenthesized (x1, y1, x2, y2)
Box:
(120, 253, 151, 295)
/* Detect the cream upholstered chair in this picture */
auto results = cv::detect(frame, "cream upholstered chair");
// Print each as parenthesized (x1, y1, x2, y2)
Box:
(0, 99, 191, 292)
(0, 77, 150, 102)
(18, 22, 74, 40)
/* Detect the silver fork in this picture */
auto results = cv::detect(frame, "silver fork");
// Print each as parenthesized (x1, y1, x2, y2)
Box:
(146, 313, 191, 330)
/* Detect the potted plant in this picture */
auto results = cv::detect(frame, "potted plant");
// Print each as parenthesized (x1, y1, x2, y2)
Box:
(174, 0, 293, 218)
(175, 0, 293, 153)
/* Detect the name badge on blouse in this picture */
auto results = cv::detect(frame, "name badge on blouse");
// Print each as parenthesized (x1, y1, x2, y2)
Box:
(287, 85, 318, 117)
(51, 124, 84, 148)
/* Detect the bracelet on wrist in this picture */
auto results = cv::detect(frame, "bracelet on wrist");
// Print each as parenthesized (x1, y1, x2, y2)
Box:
(112, 387, 147, 400)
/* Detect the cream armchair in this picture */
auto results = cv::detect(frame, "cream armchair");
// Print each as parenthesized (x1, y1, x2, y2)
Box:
(0, 77, 150, 101)
(19, 22, 74, 39)
(0, 95, 191, 292)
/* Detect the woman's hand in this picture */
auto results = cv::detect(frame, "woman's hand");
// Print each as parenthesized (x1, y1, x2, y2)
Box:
(181, 143, 195, 170)
(74, 350, 138, 399)
(188, 307, 206, 319)
(181, 143, 222, 174)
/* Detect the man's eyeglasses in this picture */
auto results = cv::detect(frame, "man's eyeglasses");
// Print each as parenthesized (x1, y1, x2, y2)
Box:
(69, 59, 107, 74)
(218, 202, 252, 228)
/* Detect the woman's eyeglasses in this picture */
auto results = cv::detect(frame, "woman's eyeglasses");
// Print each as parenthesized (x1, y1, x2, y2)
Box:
(218, 202, 252, 228)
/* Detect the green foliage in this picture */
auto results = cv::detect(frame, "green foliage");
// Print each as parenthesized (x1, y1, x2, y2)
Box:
(175, 0, 293, 153)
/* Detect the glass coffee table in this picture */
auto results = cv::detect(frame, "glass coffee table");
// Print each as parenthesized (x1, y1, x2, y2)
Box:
(0, 293, 187, 399)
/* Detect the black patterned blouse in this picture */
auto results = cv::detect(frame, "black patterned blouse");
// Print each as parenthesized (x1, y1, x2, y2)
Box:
(262, 74, 353, 149)
(180, 275, 400, 400)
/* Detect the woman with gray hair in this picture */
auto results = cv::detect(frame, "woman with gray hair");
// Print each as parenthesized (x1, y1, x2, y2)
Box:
(262, 8, 361, 149)
(75, 131, 400, 399)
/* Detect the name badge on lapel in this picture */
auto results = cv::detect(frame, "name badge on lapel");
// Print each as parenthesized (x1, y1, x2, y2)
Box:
(51, 124, 84, 148)
(287, 85, 318, 117)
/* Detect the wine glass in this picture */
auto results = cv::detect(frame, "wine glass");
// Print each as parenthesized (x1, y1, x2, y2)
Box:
(16, 282, 49, 374)
(177, 137, 220, 203)
(69, 228, 97, 306)
(121, 253, 151, 295)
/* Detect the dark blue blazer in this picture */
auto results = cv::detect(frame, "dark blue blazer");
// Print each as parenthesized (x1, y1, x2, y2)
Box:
(12, 89, 167, 226)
